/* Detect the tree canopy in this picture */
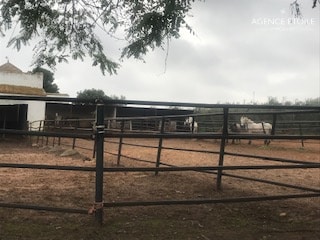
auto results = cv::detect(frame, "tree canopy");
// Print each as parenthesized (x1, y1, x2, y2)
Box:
(0, 0, 196, 75)
(32, 67, 59, 93)
(77, 88, 110, 100)
(77, 88, 126, 101)
(0, 1, 317, 75)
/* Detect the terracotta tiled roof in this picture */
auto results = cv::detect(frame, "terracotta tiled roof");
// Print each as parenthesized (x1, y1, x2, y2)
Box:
(0, 62, 23, 73)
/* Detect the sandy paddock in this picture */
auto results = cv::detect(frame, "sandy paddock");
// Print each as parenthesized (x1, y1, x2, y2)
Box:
(0, 136, 319, 239)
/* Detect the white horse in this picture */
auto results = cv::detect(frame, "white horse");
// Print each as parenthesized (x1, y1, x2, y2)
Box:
(184, 117, 198, 133)
(54, 113, 63, 127)
(240, 116, 272, 145)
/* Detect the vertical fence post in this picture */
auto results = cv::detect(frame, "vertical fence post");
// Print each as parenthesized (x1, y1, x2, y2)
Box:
(58, 124, 62, 146)
(299, 123, 304, 147)
(2, 112, 6, 139)
(216, 107, 229, 190)
(155, 117, 165, 176)
(117, 120, 125, 166)
(95, 103, 105, 225)
(41, 121, 45, 146)
(92, 139, 96, 159)
(271, 113, 277, 136)
(72, 126, 77, 149)
(36, 121, 42, 145)
(270, 113, 277, 145)
(191, 117, 195, 133)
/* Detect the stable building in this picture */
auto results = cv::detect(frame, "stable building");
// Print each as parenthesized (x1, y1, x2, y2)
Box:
(0, 62, 46, 130)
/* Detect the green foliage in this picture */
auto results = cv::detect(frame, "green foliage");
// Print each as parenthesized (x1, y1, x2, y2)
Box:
(290, 0, 319, 17)
(32, 67, 59, 93)
(121, 0, 195, 59)
(109, 94, 126, 100)
(76, 88, 110, 101)
(305, 97, 320, 106)
(266, 96, 281, 106)
(265, 97, 320, 106)
(76, 89, 126, 102)
(0, 0, 197, 75)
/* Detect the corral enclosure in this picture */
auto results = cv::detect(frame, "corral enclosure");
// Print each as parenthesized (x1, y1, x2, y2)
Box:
(0, 96, 319, 239)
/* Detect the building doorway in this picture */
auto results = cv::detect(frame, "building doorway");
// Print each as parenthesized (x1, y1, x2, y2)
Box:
(0, 104, 28, 130)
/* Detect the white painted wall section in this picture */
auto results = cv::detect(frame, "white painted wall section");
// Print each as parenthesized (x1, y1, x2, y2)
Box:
(0, 72, 43, 88)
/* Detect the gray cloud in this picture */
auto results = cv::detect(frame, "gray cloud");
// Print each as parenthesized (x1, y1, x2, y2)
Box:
(1, 1, 319, 104)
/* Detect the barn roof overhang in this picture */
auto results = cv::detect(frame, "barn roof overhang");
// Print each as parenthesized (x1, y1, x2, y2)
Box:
(0, 84, 46, 96)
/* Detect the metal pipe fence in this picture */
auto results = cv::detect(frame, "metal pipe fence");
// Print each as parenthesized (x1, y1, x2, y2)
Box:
(0, 96, 319, 225)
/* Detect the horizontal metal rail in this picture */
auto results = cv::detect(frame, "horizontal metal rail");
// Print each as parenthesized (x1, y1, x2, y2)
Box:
(2, 193, 319, 213)
(114, 141, 220, 155)
(162, 146, 220, 154)
(224, 152, 318, 165)
(95, 110, 320, 122)
(155, 162, 320, 193)
(116, 141, 159, 149)
(1, 163, 319, 172)
(220, 172, 320, 193)
(103, 133, 320, 139)
(0, 202, 88, 214)
(119, 154, 156, 165)
(1, 127, 319, 140)
(103, 193, 320, 208)
(0, 163, 96, 172)
(101, 164, 320, 172)
(1, 95, 319, 110)
(0, 128, 92, 139)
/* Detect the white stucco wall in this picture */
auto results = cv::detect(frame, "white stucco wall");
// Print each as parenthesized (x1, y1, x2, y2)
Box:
(26, 101, 46, 130)
(0, 72, 43, 88)
(0, 70, 45, 130)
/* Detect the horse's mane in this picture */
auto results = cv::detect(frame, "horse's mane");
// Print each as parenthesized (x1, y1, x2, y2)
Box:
(240, 116, 254, 124)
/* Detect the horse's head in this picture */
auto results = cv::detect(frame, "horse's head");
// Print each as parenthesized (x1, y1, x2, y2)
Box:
(241, 116, 254, 124)
(240, 116, 247, 125)
(184, 117, 193, 126)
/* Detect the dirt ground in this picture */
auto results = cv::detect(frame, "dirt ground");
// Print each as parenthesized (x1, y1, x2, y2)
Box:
(0, 136, 319, 240)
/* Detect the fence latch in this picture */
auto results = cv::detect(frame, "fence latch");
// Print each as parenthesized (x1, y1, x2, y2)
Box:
(88, 202, 104, 215)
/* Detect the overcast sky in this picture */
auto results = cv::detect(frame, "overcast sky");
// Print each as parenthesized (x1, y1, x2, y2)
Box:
(1, 0, 319, 104)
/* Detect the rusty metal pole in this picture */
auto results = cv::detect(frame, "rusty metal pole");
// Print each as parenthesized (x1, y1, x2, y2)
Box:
(216, 107, 229, 190)
(95, 103, 105, 225)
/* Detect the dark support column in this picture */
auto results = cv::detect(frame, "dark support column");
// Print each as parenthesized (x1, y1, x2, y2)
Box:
(191, 117, 195, 133)
(72, 127, 77, 149)
(271, 114, 277, 136)
(216, 107, 229, 190)
(36, 121, 42, 144)
(95, 103, 105, 225)
(155, 117, 165, 176)
(92, 138, 96, 158)
(117, 120, 125, 166)
(2, 112, 6, 139)
(299, 123, 304, 148)
(269, 114, 277, 145)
